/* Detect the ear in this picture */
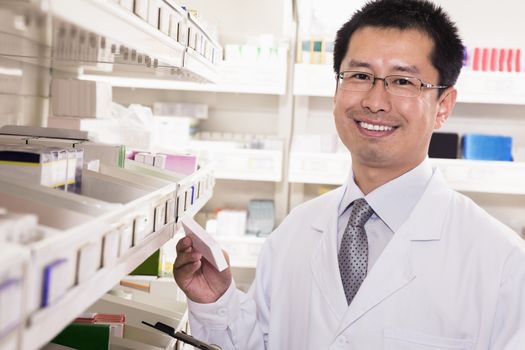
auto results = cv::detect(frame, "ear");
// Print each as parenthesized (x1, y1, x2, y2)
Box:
(333, 76, 340, 106)
(434, 87, 457, 130)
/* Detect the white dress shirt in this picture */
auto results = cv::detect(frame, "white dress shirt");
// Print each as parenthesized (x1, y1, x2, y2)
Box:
(337, 158, 433, 271)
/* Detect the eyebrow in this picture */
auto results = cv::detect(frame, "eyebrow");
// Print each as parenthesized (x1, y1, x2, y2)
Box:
(346, 59, 421, 75)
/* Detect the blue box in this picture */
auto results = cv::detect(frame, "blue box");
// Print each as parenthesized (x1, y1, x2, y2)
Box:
(462, 134, 513, 161)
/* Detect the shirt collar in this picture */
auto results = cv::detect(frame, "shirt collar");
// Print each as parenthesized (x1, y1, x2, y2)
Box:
(338, 158, 434, 232)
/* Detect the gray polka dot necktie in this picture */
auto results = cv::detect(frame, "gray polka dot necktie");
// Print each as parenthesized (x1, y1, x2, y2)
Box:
(339, 198, 374, 305)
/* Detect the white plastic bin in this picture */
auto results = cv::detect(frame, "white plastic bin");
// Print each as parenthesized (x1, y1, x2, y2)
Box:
(0, 244, 29, 350)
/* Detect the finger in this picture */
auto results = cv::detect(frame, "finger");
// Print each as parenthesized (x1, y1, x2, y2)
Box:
(176, 236, 193, 253)
(173, 251, 202, 271)
(173, 259, 201, 281)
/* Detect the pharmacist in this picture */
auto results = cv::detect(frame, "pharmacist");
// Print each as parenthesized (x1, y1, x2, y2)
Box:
(173, 0, 525, 348)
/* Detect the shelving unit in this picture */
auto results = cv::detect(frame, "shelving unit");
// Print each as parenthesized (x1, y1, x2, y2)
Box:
(22, 224, 174, 350)
(188, 140, 284, 182)
(215, 235, 266, 269)
(431, 159, 525, 195)
(287, 154, 525, 194)
(3, 0, 220, 83)
(46, 0, 186, 68)
(288, 151, 350, 185)
(80, 60, 288, 95)
(0, 0, 220, 348)
(0, 160, 214, 350)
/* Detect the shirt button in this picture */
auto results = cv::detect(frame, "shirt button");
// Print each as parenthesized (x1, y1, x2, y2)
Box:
(217, 308, 227, 317)
(336, 336, 347, 346)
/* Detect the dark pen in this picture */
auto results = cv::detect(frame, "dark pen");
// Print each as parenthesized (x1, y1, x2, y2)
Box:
(142, 321, 222, 350)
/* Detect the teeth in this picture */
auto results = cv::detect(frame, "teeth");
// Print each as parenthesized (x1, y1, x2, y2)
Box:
(359, 121, 393, 131)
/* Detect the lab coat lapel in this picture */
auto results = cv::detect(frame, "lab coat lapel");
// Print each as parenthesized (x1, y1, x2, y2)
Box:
(335, 223, 416, 335)
(335, 168, 453, 335)
(310, 186, 348, 320)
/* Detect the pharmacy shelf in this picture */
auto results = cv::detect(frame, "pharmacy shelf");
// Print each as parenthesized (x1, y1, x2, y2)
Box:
(22, 223, 175, 350)
(189, 141, 284, 182)
(123, 160, 215, 221)
(288, 151, 350, 185)
(293, 64, 525, 105)
(0, 161, 214, 350)
(183, 48, 219, 84)
(81, 61, 287, 95)
(177, 165, 215, 220)
(12, 0, 220, 82)
(44, 0, 185, 68)
(216, 235, 266, 269)
(455, 70, 525, 105)
(431, 158, 525, 195)
(288, 151, 525, 195)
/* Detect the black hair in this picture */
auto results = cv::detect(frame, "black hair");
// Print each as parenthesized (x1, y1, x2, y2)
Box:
(333, 0, 464, 89)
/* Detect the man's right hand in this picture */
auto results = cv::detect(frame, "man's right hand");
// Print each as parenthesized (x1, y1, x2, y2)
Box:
(173, 236, 232, 304)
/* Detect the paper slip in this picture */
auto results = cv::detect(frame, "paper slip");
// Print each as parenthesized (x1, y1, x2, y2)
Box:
(180, 216, 228, 272)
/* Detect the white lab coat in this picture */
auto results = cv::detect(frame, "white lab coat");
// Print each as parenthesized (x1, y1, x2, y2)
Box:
(189, 168, 525, 349)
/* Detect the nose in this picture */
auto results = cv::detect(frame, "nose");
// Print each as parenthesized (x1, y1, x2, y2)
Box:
(361, 77, 392, 113)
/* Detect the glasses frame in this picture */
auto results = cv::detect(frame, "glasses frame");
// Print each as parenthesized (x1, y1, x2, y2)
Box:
(336, 70, 448, 97)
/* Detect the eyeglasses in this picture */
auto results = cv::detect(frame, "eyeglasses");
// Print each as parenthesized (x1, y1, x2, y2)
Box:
(336, 71, 448, 97)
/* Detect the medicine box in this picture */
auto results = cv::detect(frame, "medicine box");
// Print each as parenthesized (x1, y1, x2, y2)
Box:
(429, 132, 459, 159)
(462, 133, 513, 161)
(0, 144, 68, 189)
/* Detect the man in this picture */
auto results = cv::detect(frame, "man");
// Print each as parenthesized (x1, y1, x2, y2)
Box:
(174, 0, 525, 348)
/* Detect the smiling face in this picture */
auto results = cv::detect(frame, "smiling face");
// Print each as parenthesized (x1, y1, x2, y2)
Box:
(334, 26, 456, 184)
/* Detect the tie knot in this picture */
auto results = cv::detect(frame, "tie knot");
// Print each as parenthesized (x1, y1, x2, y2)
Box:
(349, 198, 374, 227)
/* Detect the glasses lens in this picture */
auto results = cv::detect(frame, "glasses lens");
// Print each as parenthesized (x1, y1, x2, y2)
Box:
(339, 72, 373, 92)
(385, 76, 421, 97)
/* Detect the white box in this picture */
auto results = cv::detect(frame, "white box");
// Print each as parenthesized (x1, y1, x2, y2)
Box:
(216, 210, 247, 237)
(75, 142, 125, 168)
(168, 12, 182, 40)
(143, 153, 155, 166)
(119, 222, 134, 255)
(153, 154, 166, 169)
(166, 199, 176, 224)
(147, 0, 161, 28)
(90, 81, 112, 118)
(134, 0, 149, 20)
(42, 258, 70, 308)
(176, 194, 185, 219)
(51, 79, 112, 118)
(177, 20, 187, 46)
(154, 203, 166, 232)
(133, 215, 150, 245)
(102, 230, 120, 267)
(77, 241, 101, 284)
(134, 153, 146, 163)
(159, 5, 171, 35)
(180, 216, 228, 271)
(0, 278, 23, 337)
(188, 25, 197, 49)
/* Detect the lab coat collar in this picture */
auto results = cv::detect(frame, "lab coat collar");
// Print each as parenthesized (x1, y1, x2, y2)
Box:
(310, 186, 349, 319)
(310, 167, 454, 335)
(339, 158, 434, 233)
